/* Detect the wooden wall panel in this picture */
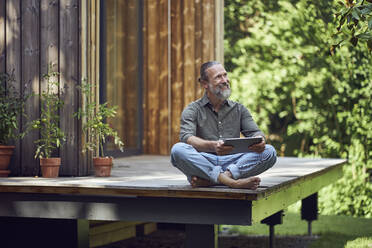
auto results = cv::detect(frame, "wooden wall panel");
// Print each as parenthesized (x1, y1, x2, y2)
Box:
(146, 0, 160, 154)
(182, 0, 196, 106)
(60, 0, 79, 175)
(87, 0, 100, 160)
(119, 0, 127, 149)
(21, 0, 40, 176)
(79, 0, 89, 175)
(194, 0, 203, 98)
(105, 0, 115, 125)
(1, 0, 85, 176)
(125, 0, 140, 149)
(6, 0, 22, 175)
(158, 0, 169, 155)
(0, 1, 5, 72)
(202, 0, 215, 63)
(143, 0, 222, 154)
(142, 0, 148, 153)
(40, 0, 58, 76)
(143, 0, 171, 154)
(170, 0, 183, 148)
(40, 0, 59, 169)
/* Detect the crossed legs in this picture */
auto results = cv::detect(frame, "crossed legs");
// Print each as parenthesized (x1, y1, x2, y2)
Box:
(171, 142, 277, 189)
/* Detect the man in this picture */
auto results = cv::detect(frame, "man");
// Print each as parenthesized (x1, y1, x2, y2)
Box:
(170, 61, 277, 189)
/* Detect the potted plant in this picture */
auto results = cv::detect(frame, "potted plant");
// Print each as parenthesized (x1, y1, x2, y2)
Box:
(75, 80, 124, 177)
(30, 69, 65, 178)
(0, 72, 29, 177)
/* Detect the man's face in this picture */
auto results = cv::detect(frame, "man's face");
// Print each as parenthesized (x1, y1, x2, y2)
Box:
(204, 64, 231, 101)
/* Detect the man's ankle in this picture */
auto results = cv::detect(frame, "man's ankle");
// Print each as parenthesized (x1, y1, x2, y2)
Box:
(224, 170, 233, 179)
(218, 171, 236, 188)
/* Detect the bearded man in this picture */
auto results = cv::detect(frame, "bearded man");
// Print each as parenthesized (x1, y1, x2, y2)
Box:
(170, 61, 277, 189)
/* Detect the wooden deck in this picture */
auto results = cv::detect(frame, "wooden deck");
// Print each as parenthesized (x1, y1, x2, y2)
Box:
(0, 155, 346, 248)
(0, 155, 345, 196)
(0, 156, 345, 221)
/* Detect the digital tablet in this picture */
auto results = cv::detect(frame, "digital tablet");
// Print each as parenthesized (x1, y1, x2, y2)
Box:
(222, 137, 263, 154)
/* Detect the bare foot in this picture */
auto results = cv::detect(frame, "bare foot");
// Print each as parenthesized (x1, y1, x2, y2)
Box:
(190, 176, 215, 188)
(233, 177, 261, 189)
(218, 171, 261, 189)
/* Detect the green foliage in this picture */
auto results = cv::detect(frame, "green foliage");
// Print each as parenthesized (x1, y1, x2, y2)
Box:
(31, 69, 65, 159)
(319, 166, 372, 217)
(331, 0, 372, 53)
(345, 237, 372, 248)
(74, 80, 123, 157)
(225, 0, 372, 217)
(0, 72, 30, 144)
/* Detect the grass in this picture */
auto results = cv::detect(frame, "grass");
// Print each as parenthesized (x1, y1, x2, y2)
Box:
(222, 209, 372, 248)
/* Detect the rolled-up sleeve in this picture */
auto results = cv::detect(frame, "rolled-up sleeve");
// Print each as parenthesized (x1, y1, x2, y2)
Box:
(240, 106, 265, 138)
(179, 105, 197, 143)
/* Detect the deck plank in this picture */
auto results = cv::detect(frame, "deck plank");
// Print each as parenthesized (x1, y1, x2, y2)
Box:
(0, 156, 346, 201)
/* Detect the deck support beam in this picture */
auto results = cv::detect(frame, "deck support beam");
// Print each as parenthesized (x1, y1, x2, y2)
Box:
(261, 210, 284, 248)
(301, 193, 318, 236)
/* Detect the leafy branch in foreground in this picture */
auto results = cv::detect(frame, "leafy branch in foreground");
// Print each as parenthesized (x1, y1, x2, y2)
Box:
(331, 0, 372, 54)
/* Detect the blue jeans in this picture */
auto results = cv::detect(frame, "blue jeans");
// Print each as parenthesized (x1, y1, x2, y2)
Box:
(170, 142, 277, 184)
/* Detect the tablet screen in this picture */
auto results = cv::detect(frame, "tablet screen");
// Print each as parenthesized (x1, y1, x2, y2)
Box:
(222, 137, 263, 154)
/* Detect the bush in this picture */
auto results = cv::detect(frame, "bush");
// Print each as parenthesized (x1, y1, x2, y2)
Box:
(345, 237, 372, 248)
(319, 167, 372, 218)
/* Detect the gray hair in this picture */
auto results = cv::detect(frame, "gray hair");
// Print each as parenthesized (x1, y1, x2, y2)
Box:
(199, 61, 221, 82)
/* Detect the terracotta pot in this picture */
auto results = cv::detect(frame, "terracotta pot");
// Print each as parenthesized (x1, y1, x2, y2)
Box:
(93, 157, 113, 177)
(0, 145, 15, 177)
(40, 157, 61, 178)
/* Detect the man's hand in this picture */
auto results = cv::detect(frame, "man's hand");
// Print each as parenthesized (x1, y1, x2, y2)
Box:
(215, 140, 233, 155)
(248, 136, 265, 153)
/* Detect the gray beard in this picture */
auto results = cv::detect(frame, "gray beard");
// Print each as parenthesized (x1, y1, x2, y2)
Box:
(210, 84, 231, 101)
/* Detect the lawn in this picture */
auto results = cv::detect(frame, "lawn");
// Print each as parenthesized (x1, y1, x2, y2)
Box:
(223, 208, 372, 248)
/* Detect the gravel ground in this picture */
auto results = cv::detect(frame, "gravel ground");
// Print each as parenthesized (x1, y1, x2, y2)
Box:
(99, 230, 318, 248)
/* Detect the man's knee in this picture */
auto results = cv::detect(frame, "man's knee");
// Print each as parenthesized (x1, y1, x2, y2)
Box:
(171, 142, 192, 164)
(264, 144, 277, 167)
(171, 142, 188, 156)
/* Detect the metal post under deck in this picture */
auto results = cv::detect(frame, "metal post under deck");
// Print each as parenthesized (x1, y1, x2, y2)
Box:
(261, 210, 284, 248)
(301, 193, 318, 236)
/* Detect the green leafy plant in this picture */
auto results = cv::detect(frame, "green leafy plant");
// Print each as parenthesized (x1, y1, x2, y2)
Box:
(331, 0, 372, 54)
(30, 69, 65, 158)
(74, 80, 123, 157)
(0, 72, 30, 144)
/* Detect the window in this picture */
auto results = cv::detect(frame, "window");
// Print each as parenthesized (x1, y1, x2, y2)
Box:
(101, 0, 143, 156)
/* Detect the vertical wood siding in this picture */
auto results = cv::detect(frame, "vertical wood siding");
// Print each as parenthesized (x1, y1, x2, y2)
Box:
(1, 0, 82, 176)
(143, 0, 221, 154)
(5, 0, 22, 175)
(59, 0, 79, 175)
(22, 0, 40, 175)
(143, 0, 170, 154)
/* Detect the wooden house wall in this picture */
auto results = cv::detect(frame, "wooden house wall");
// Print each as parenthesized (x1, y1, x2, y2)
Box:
(0, 0, 87, 176)
(0, 0, 223, 175)
(143, 0, 223, 155)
